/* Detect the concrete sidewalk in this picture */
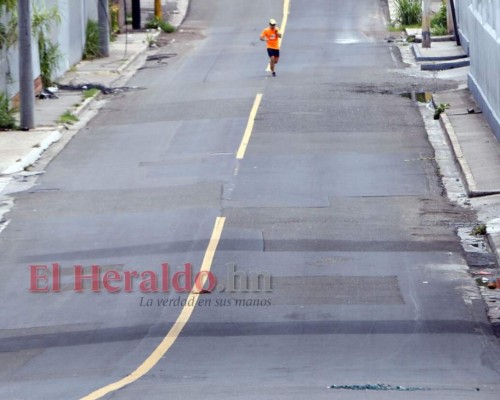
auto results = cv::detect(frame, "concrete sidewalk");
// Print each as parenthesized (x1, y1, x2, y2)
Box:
(0, 0, 188, 177)
(434, 89, 500, 262)
(411, 41, 469, 70)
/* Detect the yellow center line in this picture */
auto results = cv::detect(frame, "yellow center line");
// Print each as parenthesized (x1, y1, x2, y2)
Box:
(80, 217, 226, 400)
(266, 0, 291, 71)
(236, 93, 263, 160)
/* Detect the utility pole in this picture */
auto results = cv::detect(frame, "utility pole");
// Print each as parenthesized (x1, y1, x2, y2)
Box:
(422, 0, 432, 48)
(18, 0, 35, 130)
(98, 0, 110, 57)
(155, 0, 162, 19)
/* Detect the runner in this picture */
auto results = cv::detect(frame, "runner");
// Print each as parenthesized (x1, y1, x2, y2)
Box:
(260, 18, 282, 77)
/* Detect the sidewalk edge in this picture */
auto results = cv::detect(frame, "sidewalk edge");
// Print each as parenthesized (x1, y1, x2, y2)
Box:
(411, 43, 468, 62)
(170, 0, 190, 29)
(115, 32, 160, 76)
(486, 219, 500, 270)
(421, 59, 470, 71)
(1, 130, 62, 175)
(439, 112, 478, 196)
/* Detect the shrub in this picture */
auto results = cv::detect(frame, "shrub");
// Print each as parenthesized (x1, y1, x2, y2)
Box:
(57, 110, 79, 125)
(110, 3, 120, 40)
(472, 224, 487, 236)
(39, 40, 62, 87)
(32, 4, 62, 88)
(395, 0, 422, 26)
(145, 17, 175, 33)
(83, 20, 100, 59)
(0, 92, 17, 130)
(433, 103, 449, 120)
(431, 1, 448, 36)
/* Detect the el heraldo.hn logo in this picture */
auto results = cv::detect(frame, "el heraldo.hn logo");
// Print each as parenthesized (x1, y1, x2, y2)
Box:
(29, 262, 273, 294)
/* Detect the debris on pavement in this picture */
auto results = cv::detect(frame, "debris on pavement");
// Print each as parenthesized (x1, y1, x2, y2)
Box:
(328, 383, 429, 391)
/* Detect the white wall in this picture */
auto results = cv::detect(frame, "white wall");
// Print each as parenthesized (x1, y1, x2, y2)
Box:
(1, 0, 99, 97)
(456, 0, 473, 53)
(457, 0, 500, 139)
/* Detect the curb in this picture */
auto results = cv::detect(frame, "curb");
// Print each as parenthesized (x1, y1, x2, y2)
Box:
(115, 32, 161, 76)
(170, 0, 190, 29)
(438, 108, 500, 197)
(421, 59, 470, 71)
(1, 130, 62, 175)
(116, 47, 148, 76)
(412, 35, 456, 43)
(411, 43, 468, 62)
(438, 112, 478, 196)
(73, 92, 101, 119)
(486, 219, 500, 268)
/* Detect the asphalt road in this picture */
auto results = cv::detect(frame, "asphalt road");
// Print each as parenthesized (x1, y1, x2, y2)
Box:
(1, 0, 500, 399)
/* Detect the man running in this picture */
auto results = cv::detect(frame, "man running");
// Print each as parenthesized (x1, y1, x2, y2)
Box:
(260, 18, 282, 76)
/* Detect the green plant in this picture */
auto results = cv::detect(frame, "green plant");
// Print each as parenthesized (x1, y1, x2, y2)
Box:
(0, 0, 16, 10)
(145, 16, 175, 33)
(432, 1, 447, 28)
(434, 103, 450, 119)
(39, 40, 61, 87)
(387, 22, 403, 32)
(57, 111, 79, 125)
(432, 24, 448, 36)
(145, 33, 157, 48)
(110, 3, 120, 40)
(431, 1, 448, 36)
(82, 88, 99, 99)
(0, 91, 17, 130)
(83, 20, 100, 60)
(159, 20, 175, 33)
(0, 9, 20, 51)
(472, 224, 487, 236)
(2, 2, 61, 91)
(395, 0, 422, 26)
(0, 21, 5, 50)
(32, 4, 62, 87)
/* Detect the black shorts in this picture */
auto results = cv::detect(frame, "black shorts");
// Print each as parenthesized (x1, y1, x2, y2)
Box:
(267, 48, 280, 58)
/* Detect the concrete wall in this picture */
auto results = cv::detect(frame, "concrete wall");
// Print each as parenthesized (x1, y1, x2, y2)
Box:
(457, 0, 500, 140)
(455, 0, 473, 54)
(0, 13, 8, 95)
(0, 0, 99, 97)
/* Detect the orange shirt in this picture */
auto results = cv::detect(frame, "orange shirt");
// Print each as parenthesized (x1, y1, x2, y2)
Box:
(261, 27, 281, 49)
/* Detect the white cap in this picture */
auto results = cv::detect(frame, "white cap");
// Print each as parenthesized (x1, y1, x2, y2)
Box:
(269, 19, 277, 25)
